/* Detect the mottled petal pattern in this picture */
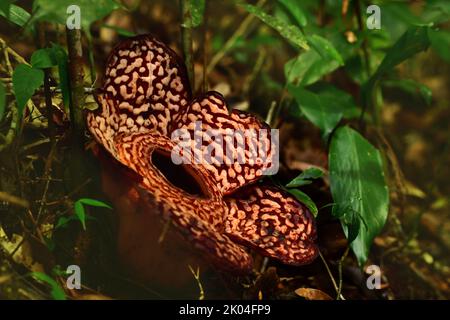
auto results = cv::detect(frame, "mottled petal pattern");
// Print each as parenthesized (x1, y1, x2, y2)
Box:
(172, 91, 278, 195)
(225, 184, 318, 265)
(85, 34, 318, 273)
(114, 132, 252, 272)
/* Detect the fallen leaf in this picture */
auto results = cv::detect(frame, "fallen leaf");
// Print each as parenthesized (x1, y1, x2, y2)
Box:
(295, 288, 333, 300)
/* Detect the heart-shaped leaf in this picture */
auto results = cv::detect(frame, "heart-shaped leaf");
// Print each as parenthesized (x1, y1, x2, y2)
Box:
(12, 64, 44, 116)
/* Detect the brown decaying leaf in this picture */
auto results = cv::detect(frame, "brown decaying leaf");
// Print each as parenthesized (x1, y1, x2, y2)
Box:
(295, 287, 333, 300)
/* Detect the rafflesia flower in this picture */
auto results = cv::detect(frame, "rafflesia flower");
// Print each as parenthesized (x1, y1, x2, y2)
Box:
(86, 35, 318, 274)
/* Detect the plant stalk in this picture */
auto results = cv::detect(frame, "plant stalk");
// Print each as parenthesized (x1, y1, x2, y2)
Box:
(66, 27, 85, 145)
(180, 0, 195, 90)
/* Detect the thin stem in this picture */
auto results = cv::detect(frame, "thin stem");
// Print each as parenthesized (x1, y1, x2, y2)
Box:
(180, 0, 195, 90)
(0, 102, 18, 152)
(86, 35, 97, 85)
(337, 246, 350, 300)
(200, 3, 209, 93)
(318, 250, 345, 300)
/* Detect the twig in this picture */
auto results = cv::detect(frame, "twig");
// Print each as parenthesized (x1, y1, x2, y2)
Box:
(337, 246, 350, 300)
(0, 102, 18, 152)
(318, 250, 345, 300)
(0, 37, 30, 66)
(35, 140, 58, 225)
(188, 265, 205, 300)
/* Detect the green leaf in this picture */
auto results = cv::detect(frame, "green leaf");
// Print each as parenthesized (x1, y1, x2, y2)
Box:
(278, 0, 307, 27)
(74, 200, 86, 230)
(314, 84, 360, 119)
(287, 85, 342, 139)
(307, 34, 344, 65)
(181, 0, 205, 28)
(329, 126, 389, 266)
(30, 272, 66, 300)
(236, 1, 309, 50)
(286, 167, 324, 188)
(285, 51, 339, 86)
(0, 81, 5, 121)
(428, 28, 450, 63)
(79, 198, 112, 209)
(0, 3, 31, 27)
(55, 216, 76, 229)
(287, 189, 318, 217)
(383, 79, 432, 105)
(12, 64, 44, 116)
(31, 48, 57, 69)
(33, 0, 119, 33)
(73, 198, 112, 230)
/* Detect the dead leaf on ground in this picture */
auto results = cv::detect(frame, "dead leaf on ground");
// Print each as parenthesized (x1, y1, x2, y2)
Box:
(295, 288, 333, 300)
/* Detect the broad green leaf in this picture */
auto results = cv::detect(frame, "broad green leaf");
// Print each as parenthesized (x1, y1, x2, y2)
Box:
(307, 34, 344, 65)
(79, 198, 112, 209)
(278, 0, 307, 27)
(0, 3, 30, 27)
(0, 82, 5, 121)
(383, 79, 432, 105)
(31, 272, 66, 300)
(286, 167, 324, 188)
(236, 1, 309, 50)
(287, 189, 318, 217)
(288, 85, 342, 139)
(314, 84, 360, 119)
(33, 0, 119, 33)
(31, 48, 57, 69)
(329, 126, 389, 266)
(428, 28, 450, 63)
(74, 201, 86, 230)
(12, 64, 44, 116)
(285, 51, 339, 85)
(181, 0, 205, 28)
